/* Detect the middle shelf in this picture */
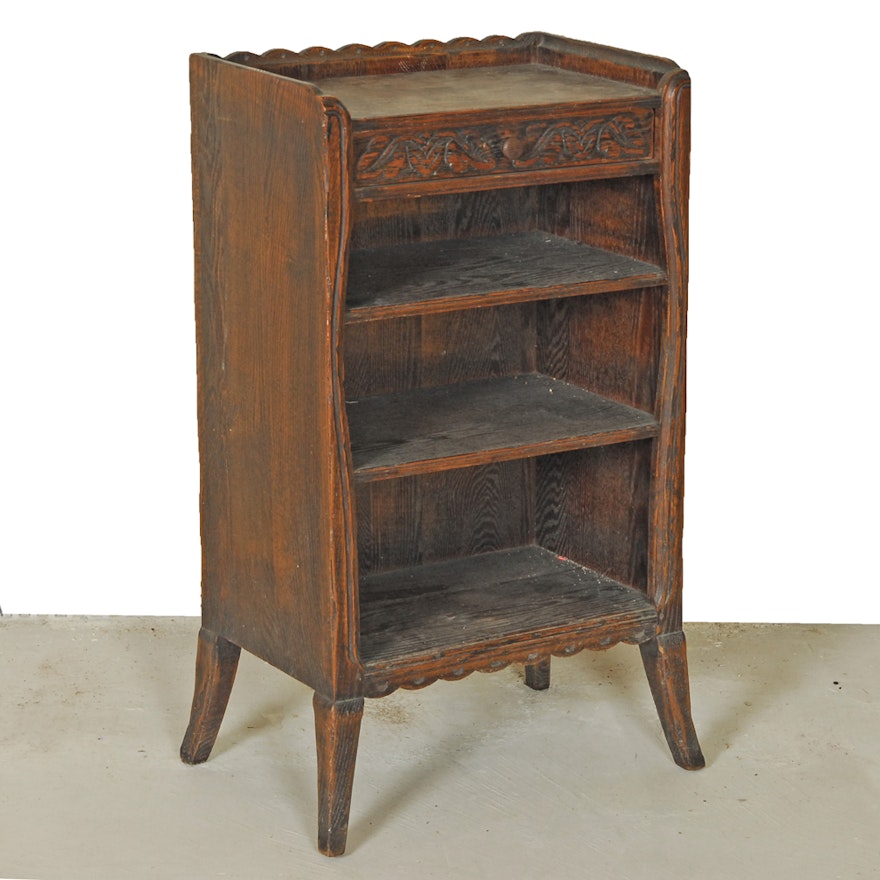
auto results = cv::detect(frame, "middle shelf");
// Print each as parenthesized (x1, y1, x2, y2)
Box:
(345, 231, 666, 323)
(348, 373, 659, 481)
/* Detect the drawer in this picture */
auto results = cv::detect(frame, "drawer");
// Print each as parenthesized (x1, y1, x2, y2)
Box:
(353, 107, 655, 188)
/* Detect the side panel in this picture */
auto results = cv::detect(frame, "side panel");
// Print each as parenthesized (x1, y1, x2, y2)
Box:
(190, 55, 356, 695)
(649, 70, 691, 633)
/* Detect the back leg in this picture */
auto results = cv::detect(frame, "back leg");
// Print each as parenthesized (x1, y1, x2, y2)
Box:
(524, 657, 551, 691)
(180, 627, 241, 765)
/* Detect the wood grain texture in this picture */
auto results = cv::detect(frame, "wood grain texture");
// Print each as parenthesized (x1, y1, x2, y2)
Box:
(540, 177, 662, 264)
(355, 159, 660, 201)
(536, 288, 662, 413)
(344, 302, 536, 398)
(348, 102, 655, 188)
(639, 631, 705, 769)
(350, 186, 541, 249)
(323, 97, 363, 696)
(358, 546, 657, 669)
(189, 54, 357, 696)
(225, 35, 533, 81)
(346, 231, 665, 322)
(348, 374, 659, 480)
(179, 628, 241, 765)
(648, 69, 691, 633)
(314, 694, 364, 856)
(535, 443, 652, 591)
(185, 36, 703, 856)
(223, 32, 678, 88)
(223, 34, 673, 199)
(319, 65, 656, 120)
(530, 33, 678, 88)
(355, 460, 533, 575)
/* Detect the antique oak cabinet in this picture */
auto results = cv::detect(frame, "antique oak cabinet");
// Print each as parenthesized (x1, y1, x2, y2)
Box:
(181, 33, 704, 856)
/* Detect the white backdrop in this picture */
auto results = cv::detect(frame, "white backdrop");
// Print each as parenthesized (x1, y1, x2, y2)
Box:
(2, 3, 876, 621)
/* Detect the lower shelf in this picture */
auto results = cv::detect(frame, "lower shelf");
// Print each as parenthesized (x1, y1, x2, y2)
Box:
(358, 546, 657, 676)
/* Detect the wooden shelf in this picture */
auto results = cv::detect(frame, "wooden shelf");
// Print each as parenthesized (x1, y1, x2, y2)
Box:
(358, 545, 657, 668)
(188, 35, 703, 856)
(316, 65, 657, 120)
(348, 373, 659, 481)
(346, 232, 665, 323)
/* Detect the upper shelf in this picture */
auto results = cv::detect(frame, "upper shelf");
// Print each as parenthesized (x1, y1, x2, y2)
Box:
(223, 33, 680, 98)
(313, 65, 657, 121)
(346, 231, 665, 323)
(220, 34, 678, 196)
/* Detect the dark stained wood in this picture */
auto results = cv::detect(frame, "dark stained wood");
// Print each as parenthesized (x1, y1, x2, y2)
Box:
(350, 106, 655, 187)
(225, 33, 678, 92)
(188, 54, 358, 696)
(541, 177, 663, 265)
(184, 34, 702, 856)
(344, 302, 536, 399)
(225, 34, 674, 200)
(348, 374, 659, 480)
(524, 657, 552, 691)
(226, 35, 536, 81)
(530, 33, 678, 88)
(346, 231, 665, 322)
(537, 288, 662, 413)
(358, 546, 657, 668)
(180, 628, 241, 765)
(535, 442, 653, 592)
(639, 632, 705, 769)
(313, 694, 364, 856)
(648, 70, 692, 634)
(350, 186, 541, 250)
(355, 460, 534, 575)
(356, 158, 660, 201)
(316, 65, 656, 120)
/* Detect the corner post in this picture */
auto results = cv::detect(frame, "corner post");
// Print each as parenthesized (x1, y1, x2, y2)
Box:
(643, 69, 704, 770)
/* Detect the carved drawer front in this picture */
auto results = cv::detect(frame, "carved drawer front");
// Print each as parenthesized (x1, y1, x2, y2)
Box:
(354, 107, 654, 188)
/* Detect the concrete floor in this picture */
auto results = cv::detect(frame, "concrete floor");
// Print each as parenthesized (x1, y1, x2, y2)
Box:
(0, 618, 877, 879)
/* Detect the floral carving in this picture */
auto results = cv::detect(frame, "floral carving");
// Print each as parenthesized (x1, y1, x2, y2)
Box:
(514, 112, 652, 168)
(355, 110, 653, 185)
(356, 132, 497, 181)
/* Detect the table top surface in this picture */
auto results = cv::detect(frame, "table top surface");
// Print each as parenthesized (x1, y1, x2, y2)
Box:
(314, 64, 657, 119)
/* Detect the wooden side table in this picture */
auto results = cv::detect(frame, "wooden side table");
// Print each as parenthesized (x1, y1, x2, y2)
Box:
(180, 33, 704, 856)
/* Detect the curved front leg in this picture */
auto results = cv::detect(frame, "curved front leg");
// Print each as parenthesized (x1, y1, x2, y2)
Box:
(639, 631, 705, 770)
(314, 693, 364, 856)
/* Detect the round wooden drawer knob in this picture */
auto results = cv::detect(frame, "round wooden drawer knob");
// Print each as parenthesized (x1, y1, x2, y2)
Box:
(502, 136, 524, 161)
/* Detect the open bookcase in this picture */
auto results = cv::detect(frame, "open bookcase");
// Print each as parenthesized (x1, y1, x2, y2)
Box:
(180, 33, 704, 856)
